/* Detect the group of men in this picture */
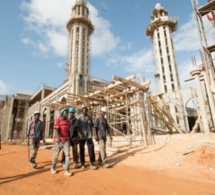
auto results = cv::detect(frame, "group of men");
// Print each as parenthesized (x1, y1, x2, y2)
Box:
(27, 106, 113, 177)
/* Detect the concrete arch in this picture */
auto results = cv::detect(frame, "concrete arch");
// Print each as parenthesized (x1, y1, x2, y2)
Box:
(42, 107, 47, 122)
(42, 107, 47, 115)
(185, 97, 198, 132)
(59, 96, 67, 103)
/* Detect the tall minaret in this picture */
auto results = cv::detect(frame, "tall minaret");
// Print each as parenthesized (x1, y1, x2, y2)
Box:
(146, 3, 180, 93)
(66, 0, 94, 95)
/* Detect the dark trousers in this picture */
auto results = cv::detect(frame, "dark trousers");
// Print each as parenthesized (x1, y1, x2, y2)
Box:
(61, 141, 79, 164)
(79, 138, 95, 164)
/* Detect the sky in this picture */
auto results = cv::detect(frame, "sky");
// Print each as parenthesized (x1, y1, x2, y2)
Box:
(0, 0, 213, 96)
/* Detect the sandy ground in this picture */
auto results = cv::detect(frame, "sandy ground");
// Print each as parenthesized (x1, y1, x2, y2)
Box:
(0, 134, 215, 195)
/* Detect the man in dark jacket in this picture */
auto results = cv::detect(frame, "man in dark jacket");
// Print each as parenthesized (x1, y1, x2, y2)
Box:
(94, 107, 112, 168)
(61, 107, 79, 168)
(75, 107, 96, 170)
(27, 111, 45, 168)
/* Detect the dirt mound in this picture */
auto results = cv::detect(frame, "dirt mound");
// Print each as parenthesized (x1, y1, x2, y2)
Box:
(187, 146, 215, 167)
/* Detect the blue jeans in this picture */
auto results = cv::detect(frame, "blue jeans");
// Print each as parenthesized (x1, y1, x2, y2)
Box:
(51, 140, 70, 171)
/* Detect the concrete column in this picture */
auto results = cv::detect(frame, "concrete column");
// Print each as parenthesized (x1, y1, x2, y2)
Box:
(190, 66, 210, 133)
(45, 107, 50, 138)
(202, 71, 215, 126)
(6, 97, 14, 140)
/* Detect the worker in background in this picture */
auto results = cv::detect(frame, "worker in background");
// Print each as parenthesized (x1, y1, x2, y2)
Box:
(75, 107, 96, 170)
(27, 111, 45, 168)
(94, 107, 112, 168)
(51, 108, 72, 177)
(61, 107, 79, 168)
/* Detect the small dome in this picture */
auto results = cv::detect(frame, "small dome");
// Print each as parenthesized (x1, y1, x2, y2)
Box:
(155, 3, 162, 10)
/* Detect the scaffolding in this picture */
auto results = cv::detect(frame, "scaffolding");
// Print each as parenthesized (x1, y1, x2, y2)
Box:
(191, 0, 215, 127)
(46, 74, 186, 146)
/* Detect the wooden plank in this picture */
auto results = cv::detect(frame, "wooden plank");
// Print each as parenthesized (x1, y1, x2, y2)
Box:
(113, 75, 150, 91)
(198, 0, 215, 16)
(112, 100, 140, 112)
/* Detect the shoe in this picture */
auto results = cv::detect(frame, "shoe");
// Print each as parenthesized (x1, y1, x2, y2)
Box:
(29, 159, 37, 168)
(51, 168, 57, 174)
(73, 163, 78, 169)
(103, 163, 110, 168)
(81, 164, 85, 169)
(32, 159, 37, 168)
(89, 163, 96, 170)
(64, 170, 72, 177)
(98, 161, 102, 165)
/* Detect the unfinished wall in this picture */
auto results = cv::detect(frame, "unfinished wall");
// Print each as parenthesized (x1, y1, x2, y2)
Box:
(0, 97, 13, 140)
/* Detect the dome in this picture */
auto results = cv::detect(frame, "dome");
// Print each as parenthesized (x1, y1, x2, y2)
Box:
(155, 3, 162, 10)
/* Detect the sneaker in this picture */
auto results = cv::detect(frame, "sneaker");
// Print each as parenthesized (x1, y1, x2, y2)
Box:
(103, 163, 110, 168)
(98, 160, 102, 165)
(62, 163, 66, 168)
(32, 159, 37, 168)
(64, 170, 72, 177)
(81, 164, 85, 169)
(89, 163, 97, 170)
(51, 168, 57, 174)
(73, 163, 78, 169)
(29, 159, 37, 168)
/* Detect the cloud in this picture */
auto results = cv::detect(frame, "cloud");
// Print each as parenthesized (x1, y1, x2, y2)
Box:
(20, 0, 119, 57)
(174, 13, 215, 52)
(123, 49, 155, 73)
(20, 0, 71, 57)
(0, 80, 10, 95)
(89, 4, 120, 56)
(174, 14, 201, 52)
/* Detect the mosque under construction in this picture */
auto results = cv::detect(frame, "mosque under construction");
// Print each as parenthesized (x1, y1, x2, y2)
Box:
(0, 0, 215, 145)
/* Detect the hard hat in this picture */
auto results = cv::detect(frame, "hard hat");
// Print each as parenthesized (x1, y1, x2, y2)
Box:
(100, 107, 107, 113)
(60, 108, 69, 115)
(34, 111, 40, 115)
(69, 107, 76, 113)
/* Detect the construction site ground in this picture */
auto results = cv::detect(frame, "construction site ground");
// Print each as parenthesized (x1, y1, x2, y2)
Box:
(1, 133, 215, 195)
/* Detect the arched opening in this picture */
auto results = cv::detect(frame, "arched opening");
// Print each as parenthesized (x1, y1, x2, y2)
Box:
(60, 97, 67, 108)
(185, 98, 198, 132)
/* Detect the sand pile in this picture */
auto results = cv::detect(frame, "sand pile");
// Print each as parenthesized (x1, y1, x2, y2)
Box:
(187, 146, 215, 167)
